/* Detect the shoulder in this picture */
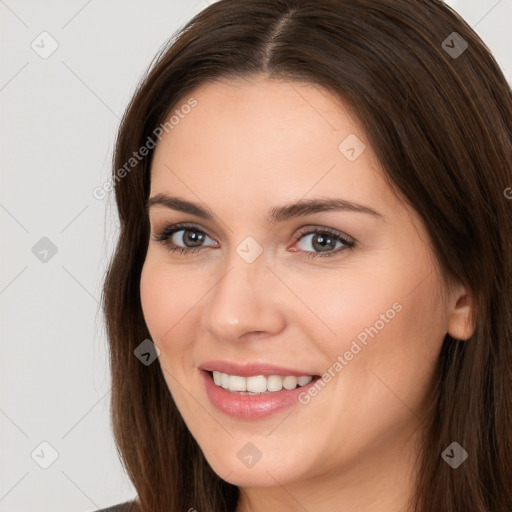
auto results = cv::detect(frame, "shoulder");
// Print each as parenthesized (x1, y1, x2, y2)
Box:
(93, 500, 139, 512)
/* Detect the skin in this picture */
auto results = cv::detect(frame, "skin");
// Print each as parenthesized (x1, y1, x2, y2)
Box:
(140, 75, 475, 512)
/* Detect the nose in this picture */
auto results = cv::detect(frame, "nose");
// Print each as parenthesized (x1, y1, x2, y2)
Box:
(200, 256, 286, 343)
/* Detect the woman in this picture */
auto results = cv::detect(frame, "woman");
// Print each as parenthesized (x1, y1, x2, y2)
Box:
(99, 0, 512, 511)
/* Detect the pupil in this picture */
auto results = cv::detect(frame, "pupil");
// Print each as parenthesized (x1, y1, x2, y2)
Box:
(184, 230, 204, 247)
(312, 233, 334, 252)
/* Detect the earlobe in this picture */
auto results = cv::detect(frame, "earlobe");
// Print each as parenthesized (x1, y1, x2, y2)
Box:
(446, 286, 476, 341)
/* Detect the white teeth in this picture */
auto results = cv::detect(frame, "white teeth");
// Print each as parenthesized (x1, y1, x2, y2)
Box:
(298, 376, 313, 386)
(267, 375, 283, 392)
(228, 375, 246, 391)
(246, 375, 267, 393)
(282, 376, 298, 390)
(211, 371, 314, 393)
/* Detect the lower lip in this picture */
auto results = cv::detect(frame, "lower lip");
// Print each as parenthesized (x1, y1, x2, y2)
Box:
(200, 370, 320, 419)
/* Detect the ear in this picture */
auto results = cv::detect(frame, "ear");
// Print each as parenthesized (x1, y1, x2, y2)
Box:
(446, 283, 476, 341)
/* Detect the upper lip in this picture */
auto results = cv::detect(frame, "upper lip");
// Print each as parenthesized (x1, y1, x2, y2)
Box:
(198, 360, 319, 377)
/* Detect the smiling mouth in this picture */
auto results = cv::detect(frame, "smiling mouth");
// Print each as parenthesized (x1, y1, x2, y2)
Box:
(206, 370, 321, 395)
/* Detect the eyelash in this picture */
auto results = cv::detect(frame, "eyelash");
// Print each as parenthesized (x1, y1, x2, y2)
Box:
(152, 222, 356, 259)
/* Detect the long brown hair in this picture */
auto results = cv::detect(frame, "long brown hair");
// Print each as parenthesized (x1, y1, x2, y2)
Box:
(102, 1, 512, 510)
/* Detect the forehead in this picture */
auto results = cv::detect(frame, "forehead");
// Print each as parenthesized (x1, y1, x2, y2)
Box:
(152, 76, 359, 167)
(149, 77, 399, 219)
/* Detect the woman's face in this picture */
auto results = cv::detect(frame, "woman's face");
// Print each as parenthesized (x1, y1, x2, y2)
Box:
(140, 76, 462, 495)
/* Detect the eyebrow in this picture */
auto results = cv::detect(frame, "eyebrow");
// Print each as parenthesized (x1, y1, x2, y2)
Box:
(146, 193, 384, 223)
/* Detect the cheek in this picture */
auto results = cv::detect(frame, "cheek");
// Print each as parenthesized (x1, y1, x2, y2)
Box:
(291, 268, 402, 343)
(303, 262, 444, 381)
(140, 261, 200, 407)
(140, 262, 170, 339)
(139, 260, 198, 347)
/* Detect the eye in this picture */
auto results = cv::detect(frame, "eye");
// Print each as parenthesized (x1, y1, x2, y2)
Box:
(291, 227, 356, 259)
(152, 223, 218, 255)
(152, 223, 356, 259)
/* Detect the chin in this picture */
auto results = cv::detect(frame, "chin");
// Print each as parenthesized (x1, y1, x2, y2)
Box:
(212, 461, 297, 487)
(200, 443, 308, 488)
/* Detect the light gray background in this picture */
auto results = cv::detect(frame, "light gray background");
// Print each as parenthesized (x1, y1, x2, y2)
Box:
(1, 1, 511, 511)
